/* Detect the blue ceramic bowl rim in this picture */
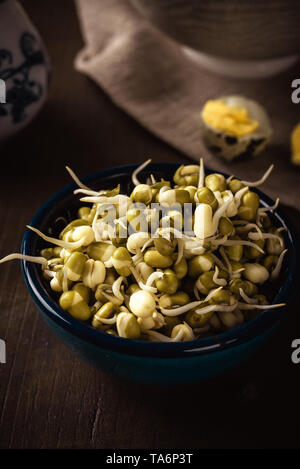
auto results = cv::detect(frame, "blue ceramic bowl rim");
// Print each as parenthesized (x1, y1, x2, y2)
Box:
(21, 162, 298, 358)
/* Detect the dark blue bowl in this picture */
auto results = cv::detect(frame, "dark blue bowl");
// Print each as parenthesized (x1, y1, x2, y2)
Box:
(21, 163, 298, 384)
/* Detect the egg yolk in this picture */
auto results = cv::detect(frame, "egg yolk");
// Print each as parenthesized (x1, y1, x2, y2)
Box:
(202, 100, 259, 137)
(291, 122, 300, 165)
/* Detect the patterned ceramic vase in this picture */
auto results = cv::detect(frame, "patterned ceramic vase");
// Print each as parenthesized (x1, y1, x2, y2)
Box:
(0, 0, 50, 140)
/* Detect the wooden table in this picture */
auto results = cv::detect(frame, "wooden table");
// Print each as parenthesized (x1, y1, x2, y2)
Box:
(0, 0, 299, 449)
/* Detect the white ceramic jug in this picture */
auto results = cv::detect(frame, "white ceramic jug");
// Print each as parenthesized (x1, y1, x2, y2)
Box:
(0, 0, 50, 139)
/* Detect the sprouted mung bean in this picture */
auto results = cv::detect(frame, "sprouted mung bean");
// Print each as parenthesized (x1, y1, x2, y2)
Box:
(0, 159, 287, 342)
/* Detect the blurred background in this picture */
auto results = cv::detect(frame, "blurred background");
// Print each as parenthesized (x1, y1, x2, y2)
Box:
(0, 0, 300, 450)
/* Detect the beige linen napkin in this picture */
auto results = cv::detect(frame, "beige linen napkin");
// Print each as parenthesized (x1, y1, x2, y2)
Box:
(74, 0, 300, 210)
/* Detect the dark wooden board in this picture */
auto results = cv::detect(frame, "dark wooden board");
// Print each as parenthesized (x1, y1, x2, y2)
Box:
(0, 0, 299, 449)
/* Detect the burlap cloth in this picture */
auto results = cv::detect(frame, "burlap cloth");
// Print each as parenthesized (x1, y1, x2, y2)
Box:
(74, 0, 300, 210)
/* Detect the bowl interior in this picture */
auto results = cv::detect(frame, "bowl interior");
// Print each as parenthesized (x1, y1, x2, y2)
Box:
(21, 163, 298, 358)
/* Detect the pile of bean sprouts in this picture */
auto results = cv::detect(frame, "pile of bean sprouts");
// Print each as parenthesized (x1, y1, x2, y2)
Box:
(0, 159, 287, 342)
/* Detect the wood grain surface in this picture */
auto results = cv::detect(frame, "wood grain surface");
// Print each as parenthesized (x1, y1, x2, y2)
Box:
(0, 0, 299, 449)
